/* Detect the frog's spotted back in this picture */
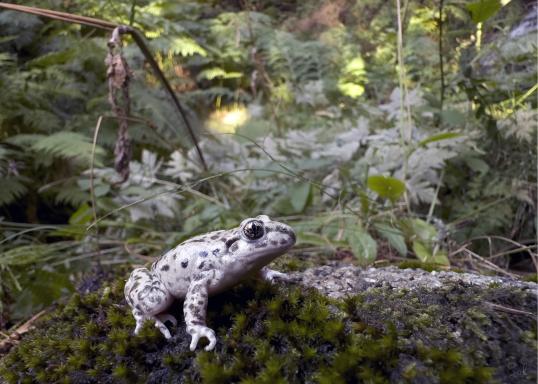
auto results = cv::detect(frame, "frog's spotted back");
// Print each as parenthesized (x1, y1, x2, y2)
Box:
(124, 215, 296, 351)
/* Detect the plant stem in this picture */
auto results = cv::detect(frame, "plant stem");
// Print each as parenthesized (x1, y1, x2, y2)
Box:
(395, 0, 411, 213)
(438, 0, 445, 114)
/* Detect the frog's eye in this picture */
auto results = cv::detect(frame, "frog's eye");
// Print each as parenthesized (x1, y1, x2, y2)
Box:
(242, 220, 264, 240)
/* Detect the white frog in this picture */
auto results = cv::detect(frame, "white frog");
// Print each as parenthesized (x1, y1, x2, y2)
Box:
(124, 215, 296, 351)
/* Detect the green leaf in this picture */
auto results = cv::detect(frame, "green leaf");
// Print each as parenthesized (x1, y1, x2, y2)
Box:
(367, 175, 406, 203)
(466, 0, 502, 23)
(412, 241, 431, 262)
(440, 110, 466, 127)
(465, 157, 490, 174)
(418, 132, 462, 147)
(296, 232, 330, 247)
(412, 241, 449, 265)
(68, 203, 93, 226)
(375, 223, 407, 256)
(431, 249, 450, 266)
(347, 227, 378, 265)
(400, 218, 438, 244)
(359, 190, 370, 215)
(290, 183, 312, 213)
(12, 269, 74, 320)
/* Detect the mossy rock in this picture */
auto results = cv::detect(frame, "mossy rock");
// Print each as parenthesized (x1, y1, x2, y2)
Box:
(0, 268, 536, 383)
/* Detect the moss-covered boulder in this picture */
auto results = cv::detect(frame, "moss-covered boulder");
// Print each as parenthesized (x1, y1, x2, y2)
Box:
(0, 266, 536, 383)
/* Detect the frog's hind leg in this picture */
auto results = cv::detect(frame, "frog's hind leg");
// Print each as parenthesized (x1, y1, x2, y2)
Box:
(125, 267, 174, 339)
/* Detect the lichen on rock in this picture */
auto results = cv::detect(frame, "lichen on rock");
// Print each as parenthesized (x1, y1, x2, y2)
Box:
(0, 266, 536, 383)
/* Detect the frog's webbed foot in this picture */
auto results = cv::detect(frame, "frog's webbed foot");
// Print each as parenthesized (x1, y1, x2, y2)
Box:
(188, 324, 216, 351)
(259, 267, 290, 283)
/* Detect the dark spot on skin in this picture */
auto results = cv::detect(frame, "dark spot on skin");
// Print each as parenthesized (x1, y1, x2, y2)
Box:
(198, 261, 206, 269)
(181, 260, 188, 268)
(225, 236, 239, 249)
(212, 248, 220, 256)
(265, 227, 272, 233)
(271, 240, 278, 246)
(199, 251, 208, 258)
(189, 304, 195, 310)
(211, 235, 219, 240)
(134, 275, 142, 280)
(198, 300, 204, 305)
(230, 243, 239, 252)
(161, 264, 170, 271)
(187, 239, 205, 243)
(255, 242, 267, 248)
(173, 253, 177, 260)
(135, 304, 141, 310)
(129, 281, 140, 293)
(280, 239, 289, 245)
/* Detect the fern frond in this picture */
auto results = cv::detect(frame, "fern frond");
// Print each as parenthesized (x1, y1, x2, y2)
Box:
(169, 36, 207, 57)
(0, 242, 76, 267)
(31, 132, 105, 164)
(53, 186, 90, 207)
(0, 177, 28, 206)
(196, 67, 242, 81)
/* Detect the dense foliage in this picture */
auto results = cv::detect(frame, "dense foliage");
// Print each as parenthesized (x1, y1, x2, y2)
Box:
(0, 0, 536, 325)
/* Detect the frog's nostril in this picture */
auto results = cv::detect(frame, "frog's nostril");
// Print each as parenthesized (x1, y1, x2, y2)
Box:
(289, 230, 296, 244)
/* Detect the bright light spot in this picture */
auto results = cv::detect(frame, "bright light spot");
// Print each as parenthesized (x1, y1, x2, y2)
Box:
(338, 56, 366, 98)
(207, 105, 249, 133)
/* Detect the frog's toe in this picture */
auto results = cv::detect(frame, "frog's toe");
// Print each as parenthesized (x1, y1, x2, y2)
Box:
(262, 269, 290, 283)
(154, 318, 172, 339)
(188, 325, 216, 351)
(158, 313, 177, 327)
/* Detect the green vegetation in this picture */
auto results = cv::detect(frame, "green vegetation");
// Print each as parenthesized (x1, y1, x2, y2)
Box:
(1, 272, 536, 383)
(0, 0, 536, 330)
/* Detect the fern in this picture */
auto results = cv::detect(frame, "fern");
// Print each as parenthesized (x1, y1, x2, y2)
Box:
(169, 36, 207, 57)
(0, 178, 28, 206)
(197, 67, 243, 81)
(25, 132, 105, 165)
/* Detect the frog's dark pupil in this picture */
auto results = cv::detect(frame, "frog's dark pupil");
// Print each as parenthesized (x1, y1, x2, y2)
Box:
(244, 220, 264, 239)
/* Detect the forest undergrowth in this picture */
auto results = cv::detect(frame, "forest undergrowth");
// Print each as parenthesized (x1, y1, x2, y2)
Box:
(0, 0, 536, 333)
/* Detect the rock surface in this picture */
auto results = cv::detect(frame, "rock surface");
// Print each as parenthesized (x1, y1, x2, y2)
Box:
(0, 265, 536, 383)
(292, 264, 537, 299)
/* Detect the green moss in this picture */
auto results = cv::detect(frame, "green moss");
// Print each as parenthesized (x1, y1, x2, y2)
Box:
(522, 273, 538, 283)
(0, 272, 536, 383)
(397, 260, 451, 272)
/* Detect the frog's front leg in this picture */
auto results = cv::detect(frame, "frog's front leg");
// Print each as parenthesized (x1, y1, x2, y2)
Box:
(184, 271, 217, 351)
(258, 266, 289, 283)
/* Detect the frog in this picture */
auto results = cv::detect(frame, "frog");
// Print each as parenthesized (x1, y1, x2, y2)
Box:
(124, 215, 296, 351)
